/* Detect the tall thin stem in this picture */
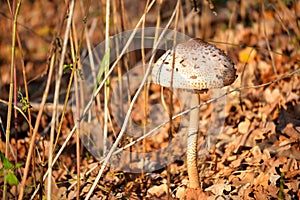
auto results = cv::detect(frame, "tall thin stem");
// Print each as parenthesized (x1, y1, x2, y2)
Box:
(47, 0, 75, 198)
(3, 1, 21, 199)
(187, 93, 200, 189)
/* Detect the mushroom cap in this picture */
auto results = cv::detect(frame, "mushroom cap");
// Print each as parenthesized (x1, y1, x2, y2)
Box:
(152, 38, 236, 92)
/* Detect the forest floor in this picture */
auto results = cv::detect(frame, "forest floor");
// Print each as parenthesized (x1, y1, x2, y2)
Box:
(0, 0, 300, 199)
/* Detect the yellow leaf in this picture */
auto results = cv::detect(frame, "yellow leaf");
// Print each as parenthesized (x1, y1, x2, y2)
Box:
(238, 47, 257, 63)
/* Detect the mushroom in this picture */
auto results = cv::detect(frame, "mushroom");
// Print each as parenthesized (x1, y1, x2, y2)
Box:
(152, 38, 236, 189)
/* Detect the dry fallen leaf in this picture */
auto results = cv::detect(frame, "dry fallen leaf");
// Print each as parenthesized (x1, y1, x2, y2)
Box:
(269, 173, 280, 185)
(264, 88, 281, 104)
(238, 119, 251, 134)
(147, 183, 168, 197)
(205, 183, 231, 195)
(176, 186, 186, 200)
(238, 47, 257, 63)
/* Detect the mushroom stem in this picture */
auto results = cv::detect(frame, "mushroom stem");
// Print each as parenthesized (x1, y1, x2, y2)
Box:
(187, 93, 200, 189)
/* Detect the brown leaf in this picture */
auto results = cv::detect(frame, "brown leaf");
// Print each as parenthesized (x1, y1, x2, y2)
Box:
(238, 119, 251, 134)
(176, 186, 186, 200)
(264, 88, 281, 104)
(269, 173, 280, 185)
(147, 183, 168, 198)
(205, 183, 231, 195)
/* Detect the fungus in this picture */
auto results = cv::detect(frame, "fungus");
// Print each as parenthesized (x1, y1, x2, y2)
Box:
(152, 38, 236, 190)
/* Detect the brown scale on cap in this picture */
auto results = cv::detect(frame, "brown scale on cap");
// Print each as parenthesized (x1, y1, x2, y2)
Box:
(152, 38, 237, 92)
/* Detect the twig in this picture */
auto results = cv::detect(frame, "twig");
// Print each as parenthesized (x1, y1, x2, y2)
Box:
(260, 0, 277, 76)
(140, 0, 150, 182)
(166, 0, 180, 197)
(71, 1, 91, 199)
(0, 99, 33, 130)
(47, 0, 75, 199)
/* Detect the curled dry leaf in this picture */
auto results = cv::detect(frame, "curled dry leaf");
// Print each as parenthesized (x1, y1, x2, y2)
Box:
(205, 183, 231, 195)
(147, 183, 168, 198)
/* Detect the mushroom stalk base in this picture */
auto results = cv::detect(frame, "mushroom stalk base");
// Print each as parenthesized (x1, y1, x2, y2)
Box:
(187, 94, 200, 189)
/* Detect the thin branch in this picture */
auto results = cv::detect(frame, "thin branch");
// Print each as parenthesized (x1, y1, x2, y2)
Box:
(47, 0, 75, 198)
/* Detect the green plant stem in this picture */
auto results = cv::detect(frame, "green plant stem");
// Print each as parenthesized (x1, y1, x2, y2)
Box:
(3, 1, 21, 200)
(103, 0, 110, 159)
